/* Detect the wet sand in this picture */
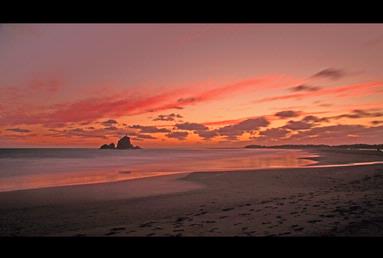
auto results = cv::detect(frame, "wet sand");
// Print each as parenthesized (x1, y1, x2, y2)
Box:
(0, 148, 383, 236)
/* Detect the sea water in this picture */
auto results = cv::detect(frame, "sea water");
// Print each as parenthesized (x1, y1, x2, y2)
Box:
(0, 148, 315, 192)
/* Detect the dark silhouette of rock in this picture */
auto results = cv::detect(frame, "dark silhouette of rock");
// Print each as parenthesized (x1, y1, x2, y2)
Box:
(117, 135, 134, 149)
(99, 135, 140, 150)
(100, 143, 115, 149)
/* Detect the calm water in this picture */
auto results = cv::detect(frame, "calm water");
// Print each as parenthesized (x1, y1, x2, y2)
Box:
(0, 148, 315, 192)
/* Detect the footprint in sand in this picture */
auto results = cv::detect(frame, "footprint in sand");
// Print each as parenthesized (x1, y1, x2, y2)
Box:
(209, 228, 218, 232)
(176, 217, 189, 223)
(139, 222, 155, 228)
(308, 219, 322, 224)
(111, 227, 126, 231)
(321, 214, 335, 218)
(190, 223, 203, 227)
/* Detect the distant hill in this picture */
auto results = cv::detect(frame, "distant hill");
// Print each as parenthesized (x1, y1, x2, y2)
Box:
(244, 144, 383, 149)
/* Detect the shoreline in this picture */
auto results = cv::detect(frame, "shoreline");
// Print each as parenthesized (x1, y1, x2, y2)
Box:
(1, 148, 383, 236)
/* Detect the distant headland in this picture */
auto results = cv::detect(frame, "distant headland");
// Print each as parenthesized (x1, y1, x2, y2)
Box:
(100, 135, 141, 150)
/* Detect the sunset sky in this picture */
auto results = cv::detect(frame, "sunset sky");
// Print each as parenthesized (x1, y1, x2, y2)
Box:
(0, 24, 383, 148)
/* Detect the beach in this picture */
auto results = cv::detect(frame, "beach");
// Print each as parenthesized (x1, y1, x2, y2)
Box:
(1, 148, 383, 236)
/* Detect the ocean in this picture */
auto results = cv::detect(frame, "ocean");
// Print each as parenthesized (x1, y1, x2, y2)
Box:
(0, 148, 315, 192)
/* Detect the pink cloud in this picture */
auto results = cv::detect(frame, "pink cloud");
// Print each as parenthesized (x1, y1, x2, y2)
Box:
(257, 81, 383, 103)
(0, 75, 300, 127)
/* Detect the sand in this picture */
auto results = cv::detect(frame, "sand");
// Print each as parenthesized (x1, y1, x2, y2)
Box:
(0, 148, 383, 236)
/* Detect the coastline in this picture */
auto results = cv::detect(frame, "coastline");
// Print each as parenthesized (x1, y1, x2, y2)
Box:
(1, 148, 383, 236)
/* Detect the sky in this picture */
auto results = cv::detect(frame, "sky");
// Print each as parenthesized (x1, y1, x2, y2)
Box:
(0, 24, 383, 148)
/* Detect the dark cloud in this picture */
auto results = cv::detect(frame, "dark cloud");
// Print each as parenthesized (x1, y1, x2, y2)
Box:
(177, 97, 197, 104)
(79, 121, 92, 126)
(130, 125, 171, 133)
(289, 84, 320, 92)
(252, 124, 383, 145)
(259, 128, 290, 138)
(194, 130, 218, 140)
(371, 120, 383, 125)
(45, 126, 132, 139)
(175, 122, 208, 131)
(101, 119, 118, 126)
(153, 113, 183, 121)
(5, 128, 31, 133)
(70, 128, 84, 133)
(135, 134, 157, 140)
(216, 117, 270, 139)
(283, 120, 313, 130)
(286, 125, 383, 144)
(173, 122, 217, 140)
(104, 126, 118, 131)
(47, 128, 108, 139)
(227, 117, 269, 131)
(302, 115, 329, 123)
(274, 110, 301, 119)
(165, 131, 189, 140)
(332, 109, 383, 120)
(312, 68, 346, 80)
(318, 103, 333, 107)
